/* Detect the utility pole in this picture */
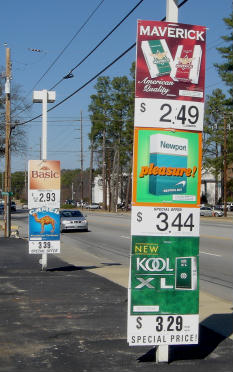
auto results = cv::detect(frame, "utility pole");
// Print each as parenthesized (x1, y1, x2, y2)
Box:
(88, 136, 94, 204)
(71, 182, 74, 200)
(154, 0, 179, 364)
(4, 47, 11, 238)
(223, 114, 227, 217)
(102, 127, 107, 210)
(80, 111, 84, 206)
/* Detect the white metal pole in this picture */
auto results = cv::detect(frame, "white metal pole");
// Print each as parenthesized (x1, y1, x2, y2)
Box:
(41, 89, 48, 270)
(166, 0, 178, 23)
(155, 0, 179, 364)
(42, 90, 48, 160)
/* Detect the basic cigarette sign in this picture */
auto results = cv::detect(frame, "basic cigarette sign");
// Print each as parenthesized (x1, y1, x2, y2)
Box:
(28, 160, 61, 254)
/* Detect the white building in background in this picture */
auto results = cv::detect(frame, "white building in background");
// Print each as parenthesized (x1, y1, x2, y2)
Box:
(201, 169, 221, 205)
(91, 176, 121, 205)
(92, 176, 105, 204)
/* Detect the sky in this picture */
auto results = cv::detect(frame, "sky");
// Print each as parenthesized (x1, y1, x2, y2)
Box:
(0, 0, 232, 173)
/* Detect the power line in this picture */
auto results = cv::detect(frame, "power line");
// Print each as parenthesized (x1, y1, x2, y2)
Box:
(50, 0, 145, 90)
(13, 0, 145, 120)
(15, 0, 189, 128)
(27, 0, 106, 96)
(11, 0, 105, 118)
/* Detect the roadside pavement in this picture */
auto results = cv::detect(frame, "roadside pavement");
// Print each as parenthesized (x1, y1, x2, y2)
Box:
(0, 237, 232, 372)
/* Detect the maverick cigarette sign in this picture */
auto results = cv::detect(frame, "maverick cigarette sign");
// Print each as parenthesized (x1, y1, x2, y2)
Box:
(136, 20, 206, 100)
(134, 20, 206, 130)
(132, 128, 202, 207)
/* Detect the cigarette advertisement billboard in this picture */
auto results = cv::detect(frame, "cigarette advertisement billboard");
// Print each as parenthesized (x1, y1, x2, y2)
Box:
(28, 160, 61, 254)
(132, 128, 202, 207)
(135, 20, 206, 101)
(134, 20, 206, 130)
(29, 207, 60, 254)
(127, 235, 199, 345)
(128, 19, 205, 348)
(28, 160, 60, 209)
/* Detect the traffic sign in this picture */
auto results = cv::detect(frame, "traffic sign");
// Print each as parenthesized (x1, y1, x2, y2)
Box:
(1, 191, 13, 196)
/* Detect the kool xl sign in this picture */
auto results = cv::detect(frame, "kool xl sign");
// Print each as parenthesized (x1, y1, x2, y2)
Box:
(28, 160, 61, 254)
(127, 20, 206, 346)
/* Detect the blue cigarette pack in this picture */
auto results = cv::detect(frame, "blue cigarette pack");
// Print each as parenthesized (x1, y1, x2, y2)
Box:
(149, 134, 188, 196)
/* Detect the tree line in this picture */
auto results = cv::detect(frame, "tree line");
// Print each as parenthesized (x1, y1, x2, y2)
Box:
(202, 12, 233, 204)
(1, 12, 232, 207)
(88, 63, 135, 211)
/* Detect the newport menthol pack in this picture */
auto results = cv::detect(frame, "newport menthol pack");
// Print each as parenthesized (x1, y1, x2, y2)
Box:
(149, 133, 188, 196)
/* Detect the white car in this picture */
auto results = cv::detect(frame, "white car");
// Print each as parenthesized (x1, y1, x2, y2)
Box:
(200, 206, 223, 217)
(86, 203, 101, 210)
(60, 210, 88, 232)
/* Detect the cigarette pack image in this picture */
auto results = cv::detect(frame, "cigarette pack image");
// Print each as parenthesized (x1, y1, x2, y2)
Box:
(149, 134, 188, 196)
(170, 44, 202, 84)
(141, 39, 173, 78)
(175, 257, 197, 290)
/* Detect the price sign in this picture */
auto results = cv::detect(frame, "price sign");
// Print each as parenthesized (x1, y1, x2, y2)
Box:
(28, 160, 61, 255)
(127, 314, 199, 346)
(131, 206, 200, 236)
(28, 190, 60, 208)
(29, 207, 60, 255)
(134, 98, 204, 131)
(127, 236, 199, 345)
(29, 240, 60, 254)
(128, 20, 205, 347)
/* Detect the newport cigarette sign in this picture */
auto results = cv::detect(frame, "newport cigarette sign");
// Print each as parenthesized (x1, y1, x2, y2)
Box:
(132, 128, 202, 207)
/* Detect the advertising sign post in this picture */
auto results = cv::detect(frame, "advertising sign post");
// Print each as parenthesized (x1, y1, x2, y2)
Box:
(128, 8, 206, 363)
(28, 160, 61, 268)
(31, 89, 57, 271)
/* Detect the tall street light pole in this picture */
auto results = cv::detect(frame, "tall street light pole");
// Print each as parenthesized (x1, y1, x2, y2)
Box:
(32, 90, 56, 270)
(4, 47, 12, 237)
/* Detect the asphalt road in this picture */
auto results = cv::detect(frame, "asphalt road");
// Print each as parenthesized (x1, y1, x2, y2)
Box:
(6, 210, 232, 302)
(83, 212, 233, 301)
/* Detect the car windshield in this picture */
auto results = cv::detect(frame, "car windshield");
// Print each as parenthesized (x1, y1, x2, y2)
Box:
(61, 211, 83, 218)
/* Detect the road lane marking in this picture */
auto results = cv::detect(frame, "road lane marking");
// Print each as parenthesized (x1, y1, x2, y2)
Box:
(120, 235, 130, 239)
(200, 251, 222, 257)
(200, 234, 232, 241)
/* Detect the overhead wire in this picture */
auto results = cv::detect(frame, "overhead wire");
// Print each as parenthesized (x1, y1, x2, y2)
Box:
(11, 0, 105, 118)
(26, 0, 106, 97)
(14, 0, 189, 128)
(50, 0, 145, 90)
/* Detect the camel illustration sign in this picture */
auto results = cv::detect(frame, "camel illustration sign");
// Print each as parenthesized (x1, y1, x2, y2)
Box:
(28, 160, 61, 254)
(29, 207, 60, 254)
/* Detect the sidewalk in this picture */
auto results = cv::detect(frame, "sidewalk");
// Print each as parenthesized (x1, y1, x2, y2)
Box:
(0, 237, 232, 372)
